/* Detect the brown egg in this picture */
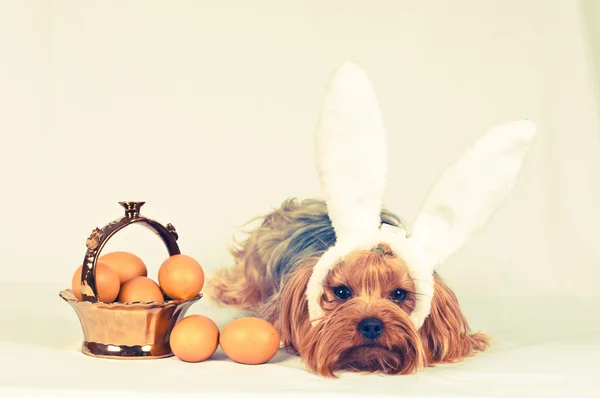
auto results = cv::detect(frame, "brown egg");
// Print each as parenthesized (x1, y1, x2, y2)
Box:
(158, 254, 204, 300)
(71, 261, 120, 303)
(170, 315, 219, 363)
(118, 276, 164, 303)
(219, 317, 280, 365)
(99, 251, 147, 285)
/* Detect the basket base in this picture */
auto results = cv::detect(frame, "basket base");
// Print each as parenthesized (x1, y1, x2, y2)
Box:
(83, 341, 174, 359)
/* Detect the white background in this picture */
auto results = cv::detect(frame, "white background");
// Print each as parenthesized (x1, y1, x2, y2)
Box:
(1, 1, 599, 397)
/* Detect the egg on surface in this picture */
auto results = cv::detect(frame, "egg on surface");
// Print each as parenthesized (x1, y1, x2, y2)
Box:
(158, 254, 204, 300)
(118, 276, 164, 303)
(219, 317, 280, 365)
(99, 251, 147, 285)
(170, 315, 219, 363)
(71, 261, 120, 303)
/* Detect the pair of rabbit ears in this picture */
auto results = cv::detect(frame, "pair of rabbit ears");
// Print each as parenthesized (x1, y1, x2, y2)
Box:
(305, 63, 537, 329)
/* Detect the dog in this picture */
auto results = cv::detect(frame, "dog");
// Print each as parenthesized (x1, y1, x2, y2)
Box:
(209, 198, 490, 377)
(207, 63, 536, 378)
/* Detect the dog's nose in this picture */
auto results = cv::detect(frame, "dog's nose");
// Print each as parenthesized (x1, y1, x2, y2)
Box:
(357, 318, 384, 340)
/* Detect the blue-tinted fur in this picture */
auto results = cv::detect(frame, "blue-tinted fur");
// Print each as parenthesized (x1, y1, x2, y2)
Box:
(265, 198, 405, 291)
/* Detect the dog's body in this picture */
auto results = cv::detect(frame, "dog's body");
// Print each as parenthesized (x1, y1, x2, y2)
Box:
(208, 197, 489, 377)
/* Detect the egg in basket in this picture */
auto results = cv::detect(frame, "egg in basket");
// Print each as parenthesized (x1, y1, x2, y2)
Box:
(59, 201, 203, 359)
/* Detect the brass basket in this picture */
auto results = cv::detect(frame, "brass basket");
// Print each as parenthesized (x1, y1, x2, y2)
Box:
(59, 201, 201, 359)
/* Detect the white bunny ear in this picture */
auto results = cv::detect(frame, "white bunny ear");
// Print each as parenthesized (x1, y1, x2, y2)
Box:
(409, 119, 537, 270)
(315, 62, 387, 245)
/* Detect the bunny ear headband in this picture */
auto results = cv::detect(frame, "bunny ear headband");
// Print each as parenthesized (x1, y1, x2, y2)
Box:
(305, 63, 537, 329)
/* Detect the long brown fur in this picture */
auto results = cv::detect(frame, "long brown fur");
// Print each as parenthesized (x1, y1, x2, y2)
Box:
(207, 198, 489, 378)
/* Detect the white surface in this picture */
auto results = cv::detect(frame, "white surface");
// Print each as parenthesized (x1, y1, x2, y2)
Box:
(1, 0, 600, 397)
(0, 282, 598, 398)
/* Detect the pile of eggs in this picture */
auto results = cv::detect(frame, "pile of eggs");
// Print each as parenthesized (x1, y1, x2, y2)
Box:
(70, 251, 280, 365)
(71, 251, 204, 303)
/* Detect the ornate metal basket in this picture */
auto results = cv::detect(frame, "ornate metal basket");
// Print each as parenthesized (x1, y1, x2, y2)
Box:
(59, 201, 201, 359)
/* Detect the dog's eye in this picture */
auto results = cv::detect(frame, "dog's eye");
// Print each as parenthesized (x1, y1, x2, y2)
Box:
(332, 285, 353, 300)
(390, 288, 408, 302)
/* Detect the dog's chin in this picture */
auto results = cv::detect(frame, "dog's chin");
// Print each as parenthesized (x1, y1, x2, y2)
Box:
(335, 344, 415, 375)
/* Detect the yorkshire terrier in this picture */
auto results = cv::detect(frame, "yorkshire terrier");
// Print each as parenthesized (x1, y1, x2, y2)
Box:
(208, 63, 536, 378)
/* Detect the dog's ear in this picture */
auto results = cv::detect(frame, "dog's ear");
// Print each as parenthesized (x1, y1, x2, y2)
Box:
(272, 260, 316, 353)
(315, 62, 388, 246)
(419, 274, 489, 364)
(408, 119, 537, 271)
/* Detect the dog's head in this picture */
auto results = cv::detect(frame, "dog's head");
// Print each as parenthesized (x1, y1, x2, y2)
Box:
(306, 243, 423, 376)
(278, 242, 490, 377)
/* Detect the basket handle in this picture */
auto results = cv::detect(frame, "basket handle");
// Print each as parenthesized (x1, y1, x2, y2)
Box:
(80, 201, 181, 303)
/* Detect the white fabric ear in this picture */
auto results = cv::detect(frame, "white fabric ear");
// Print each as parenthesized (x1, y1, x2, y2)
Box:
(409, 119, 537, 270)
(315, 62, 388, 245)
